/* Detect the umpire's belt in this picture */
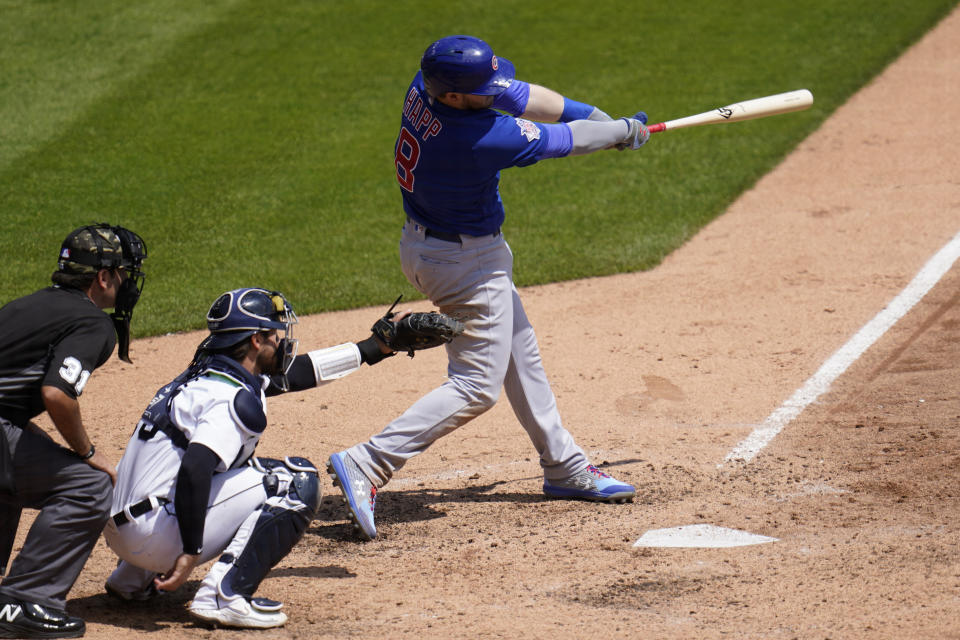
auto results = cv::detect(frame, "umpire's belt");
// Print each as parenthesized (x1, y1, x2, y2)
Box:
(112, 496, 170, 527)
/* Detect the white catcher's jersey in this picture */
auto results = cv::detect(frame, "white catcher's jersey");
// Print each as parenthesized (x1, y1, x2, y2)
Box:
(111, 370, 269, 515)
(112, 342, 365, 515)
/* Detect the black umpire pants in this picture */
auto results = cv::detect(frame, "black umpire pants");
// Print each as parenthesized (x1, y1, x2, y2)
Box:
(0, 418, 112, 610)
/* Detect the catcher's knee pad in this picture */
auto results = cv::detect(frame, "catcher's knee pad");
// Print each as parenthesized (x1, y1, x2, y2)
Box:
(251, 455, 321, 513)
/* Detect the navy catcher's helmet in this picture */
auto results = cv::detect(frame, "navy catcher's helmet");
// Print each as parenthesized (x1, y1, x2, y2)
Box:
(420, 35, 515, 98)
(198, 288, 298, 354)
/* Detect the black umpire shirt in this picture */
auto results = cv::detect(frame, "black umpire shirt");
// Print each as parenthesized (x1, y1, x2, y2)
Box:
(0, 286, 116, 426)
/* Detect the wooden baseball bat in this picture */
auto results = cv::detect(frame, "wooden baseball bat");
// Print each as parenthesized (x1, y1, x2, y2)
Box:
(647, 89, 813, 133)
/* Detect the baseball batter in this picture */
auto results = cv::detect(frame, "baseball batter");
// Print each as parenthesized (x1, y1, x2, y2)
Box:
(101, 288, 452, 629)
(328, 35, 649, 541)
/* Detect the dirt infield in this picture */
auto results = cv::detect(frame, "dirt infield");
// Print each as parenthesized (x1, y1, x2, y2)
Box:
(8, 7, 960, 639)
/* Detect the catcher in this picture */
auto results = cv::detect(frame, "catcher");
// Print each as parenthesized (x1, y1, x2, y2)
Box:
(102, 288, 460, 629)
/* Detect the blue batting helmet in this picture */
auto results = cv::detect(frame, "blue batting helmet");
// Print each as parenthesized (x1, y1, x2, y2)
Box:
(420, 35, 515, 98)
(198, 288, 298, 352)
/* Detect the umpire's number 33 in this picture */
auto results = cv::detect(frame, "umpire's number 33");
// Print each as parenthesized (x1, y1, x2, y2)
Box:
(395, 127, 420, 193)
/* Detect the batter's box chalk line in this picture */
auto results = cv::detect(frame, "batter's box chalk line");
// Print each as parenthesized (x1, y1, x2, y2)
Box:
(721, 228, 960, 468)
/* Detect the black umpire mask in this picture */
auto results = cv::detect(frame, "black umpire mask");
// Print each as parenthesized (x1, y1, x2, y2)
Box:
(111, 270, 145, 363)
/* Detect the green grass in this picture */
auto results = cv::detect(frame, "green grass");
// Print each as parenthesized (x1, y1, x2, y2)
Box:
(1, 0, 956, 336)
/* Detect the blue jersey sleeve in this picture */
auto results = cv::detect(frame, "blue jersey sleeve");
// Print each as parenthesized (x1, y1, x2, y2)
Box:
(540, 122, 573, 158)
(475, 117, 573, 169)
(491, 80, 530, 116)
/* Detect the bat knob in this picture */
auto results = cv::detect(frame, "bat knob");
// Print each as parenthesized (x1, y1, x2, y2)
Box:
(632, 111, 648, 124)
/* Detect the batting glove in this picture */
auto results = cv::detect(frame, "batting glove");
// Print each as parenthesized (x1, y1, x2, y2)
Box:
(617, 115, 650, 150)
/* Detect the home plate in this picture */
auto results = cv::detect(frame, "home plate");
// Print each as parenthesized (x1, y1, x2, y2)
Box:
(633, 524, 778, 548)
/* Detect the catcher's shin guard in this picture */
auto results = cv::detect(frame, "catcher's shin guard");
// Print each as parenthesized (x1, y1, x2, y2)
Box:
(204, 460, 320, 602)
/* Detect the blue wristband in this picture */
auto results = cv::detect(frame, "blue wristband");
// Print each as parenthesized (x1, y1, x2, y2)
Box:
(560, 97, 597, 122)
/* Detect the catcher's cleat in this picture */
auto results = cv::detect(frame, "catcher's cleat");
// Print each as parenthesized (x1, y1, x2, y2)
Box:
(189, 597, 287, 629)
(543, 465, 635, 503)
(327, 451, 377, 540)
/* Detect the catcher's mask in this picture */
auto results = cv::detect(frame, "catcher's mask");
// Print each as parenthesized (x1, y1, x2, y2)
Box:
(420, 35, 515, 98)
(198, 288, 299, 387)
(57, 223, 147, 363)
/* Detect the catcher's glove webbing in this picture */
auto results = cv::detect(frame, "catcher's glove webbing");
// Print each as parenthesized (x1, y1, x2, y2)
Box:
(372, 295, 465, 357)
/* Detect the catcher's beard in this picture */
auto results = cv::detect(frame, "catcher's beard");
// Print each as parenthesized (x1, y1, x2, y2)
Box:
(256, 343, 282, 376)
(256, 337, 297, 375)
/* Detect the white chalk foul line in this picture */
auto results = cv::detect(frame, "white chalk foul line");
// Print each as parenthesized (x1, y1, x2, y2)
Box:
(722, 229, 960, 467)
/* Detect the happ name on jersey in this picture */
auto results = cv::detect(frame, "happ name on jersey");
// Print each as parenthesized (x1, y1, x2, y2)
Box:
(403, 87, 443, 141)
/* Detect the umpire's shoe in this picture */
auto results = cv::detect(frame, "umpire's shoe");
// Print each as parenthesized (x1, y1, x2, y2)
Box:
(0, 595, 85, 638)
(327, 451, 377, 540)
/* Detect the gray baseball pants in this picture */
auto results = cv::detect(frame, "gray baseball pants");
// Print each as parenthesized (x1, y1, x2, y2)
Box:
(0, 418, 112, 610)
(347, 220, 588, 486)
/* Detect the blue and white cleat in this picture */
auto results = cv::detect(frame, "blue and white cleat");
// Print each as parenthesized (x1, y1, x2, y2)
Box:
(327, 451, 378, 540)
(543, 465, 635, 503)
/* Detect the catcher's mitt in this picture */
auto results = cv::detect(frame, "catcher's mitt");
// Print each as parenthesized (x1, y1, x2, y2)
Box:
(372, 295, 464, 357)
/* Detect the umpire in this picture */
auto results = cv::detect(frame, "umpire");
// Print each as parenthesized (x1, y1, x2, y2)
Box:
(0, 223, 147, 638)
